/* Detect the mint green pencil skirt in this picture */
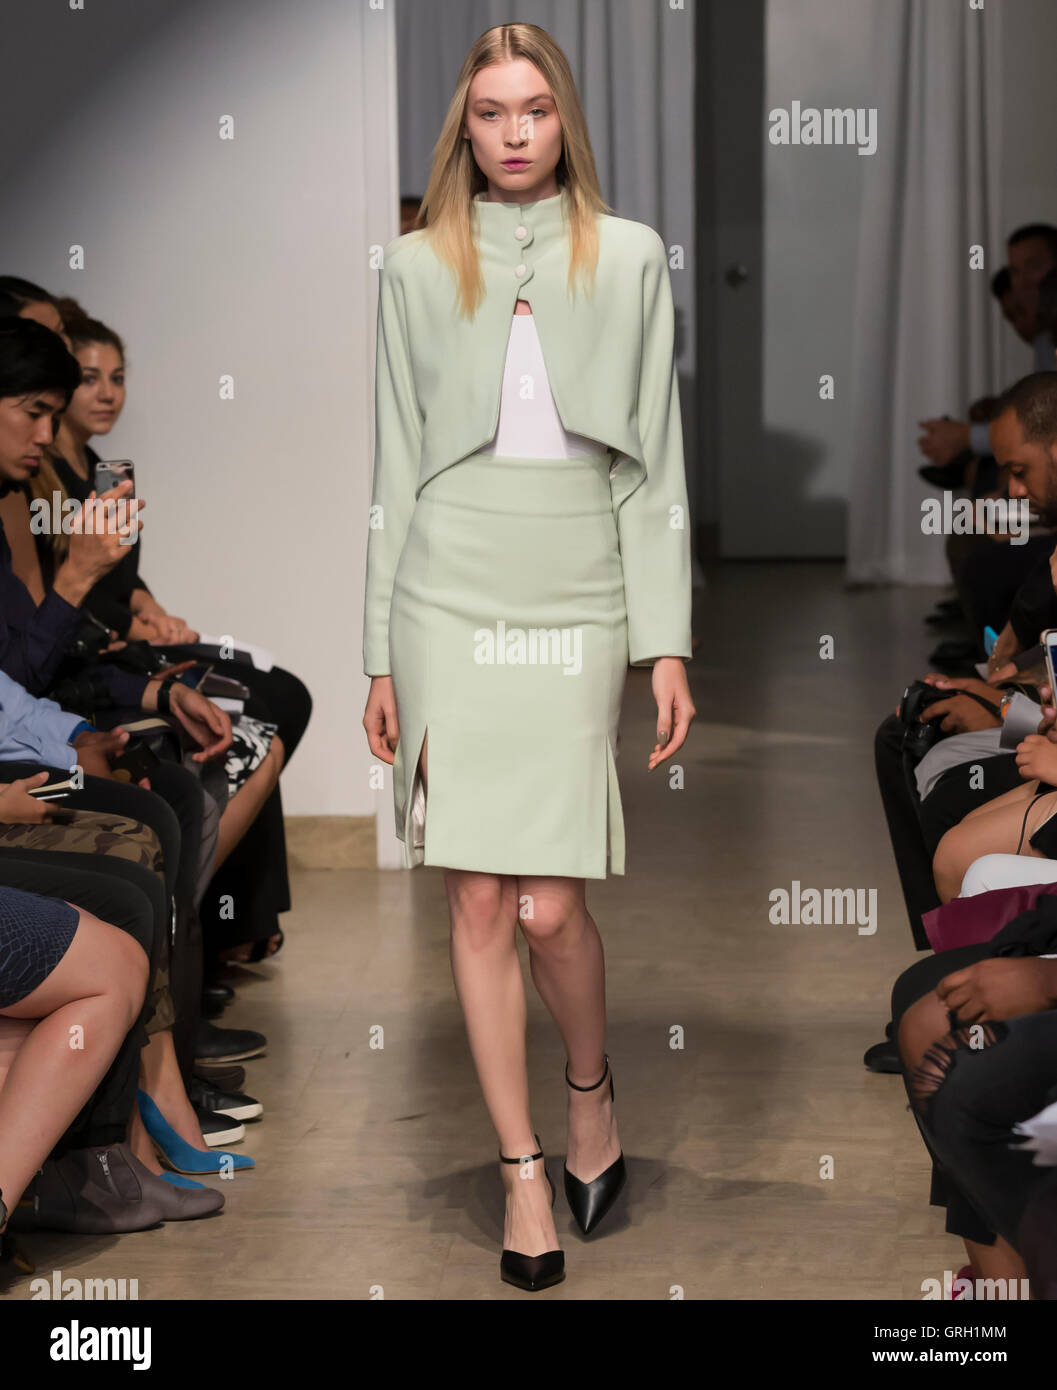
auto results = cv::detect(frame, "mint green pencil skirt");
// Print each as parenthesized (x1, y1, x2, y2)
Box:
(388, 449, 628, 878)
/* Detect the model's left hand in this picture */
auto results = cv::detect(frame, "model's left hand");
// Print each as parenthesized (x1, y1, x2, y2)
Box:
(648, 656, 696, 770)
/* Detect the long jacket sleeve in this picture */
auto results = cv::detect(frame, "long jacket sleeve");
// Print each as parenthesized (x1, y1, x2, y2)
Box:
(615, 231, 693, 666)
(362, 243, 424, 678)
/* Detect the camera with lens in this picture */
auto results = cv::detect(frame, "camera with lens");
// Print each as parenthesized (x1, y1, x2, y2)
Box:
(898, 679, 953, 763)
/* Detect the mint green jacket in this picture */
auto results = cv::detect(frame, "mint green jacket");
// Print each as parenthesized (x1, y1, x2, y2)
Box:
(363, 189, 693, 677)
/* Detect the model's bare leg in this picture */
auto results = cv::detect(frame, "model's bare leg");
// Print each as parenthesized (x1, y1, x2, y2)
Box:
(517, 876, 621, 1186)
(445, 866, 558, 1258)
(437, 745, 558, 1258)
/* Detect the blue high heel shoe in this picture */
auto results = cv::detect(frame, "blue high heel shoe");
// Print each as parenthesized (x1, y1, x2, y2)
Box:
(137, 1090, 254, 1174)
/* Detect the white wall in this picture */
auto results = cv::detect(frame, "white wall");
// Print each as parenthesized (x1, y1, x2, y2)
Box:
(2, 0, 397, 821)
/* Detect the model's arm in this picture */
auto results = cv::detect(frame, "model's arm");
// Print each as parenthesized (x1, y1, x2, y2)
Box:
(615, 230, 693, 669)
(363, 249, 424, 678)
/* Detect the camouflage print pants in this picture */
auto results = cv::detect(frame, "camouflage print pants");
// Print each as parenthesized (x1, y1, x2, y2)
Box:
(0, 811, 173, 1033)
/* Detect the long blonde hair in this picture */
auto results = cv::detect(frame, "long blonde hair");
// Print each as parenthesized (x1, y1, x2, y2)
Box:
(413, 24, 611, 319)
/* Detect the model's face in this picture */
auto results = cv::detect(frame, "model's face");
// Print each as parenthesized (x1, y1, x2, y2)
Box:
(991, 408, 1057, 522)
(19, 299, 72, 352)
(463, 59, 563, 202)
(65, 342, 125, 438)
(0, 388, 66, 484)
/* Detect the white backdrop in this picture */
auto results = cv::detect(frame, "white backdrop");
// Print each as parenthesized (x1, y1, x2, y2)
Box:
(1, 0, 397, 822)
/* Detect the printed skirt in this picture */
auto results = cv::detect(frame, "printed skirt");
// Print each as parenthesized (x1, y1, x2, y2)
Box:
(0, 884, 80, 1009)
(387, 449, 629, 879)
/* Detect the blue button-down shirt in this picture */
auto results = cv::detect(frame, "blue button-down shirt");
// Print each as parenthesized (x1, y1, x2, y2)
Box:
(0, 503, 148, 709)
(0, 669, 89, 769)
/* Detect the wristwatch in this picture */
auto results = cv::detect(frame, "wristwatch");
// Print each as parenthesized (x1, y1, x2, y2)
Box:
(156, 676, 179, 714)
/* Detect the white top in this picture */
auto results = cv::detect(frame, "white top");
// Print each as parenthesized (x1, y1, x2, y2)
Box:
(478, 314, 610, 460)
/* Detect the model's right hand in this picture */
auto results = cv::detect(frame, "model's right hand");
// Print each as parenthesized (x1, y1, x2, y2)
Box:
(364, 676, 399, 766)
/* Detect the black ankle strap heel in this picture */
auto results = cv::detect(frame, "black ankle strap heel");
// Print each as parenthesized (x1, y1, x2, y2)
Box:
(564, 1055, 626, 1236)
(498, 1134, 565, 1292)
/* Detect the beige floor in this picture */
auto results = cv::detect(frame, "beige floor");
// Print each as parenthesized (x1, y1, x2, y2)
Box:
(4, 563, 962, 1300)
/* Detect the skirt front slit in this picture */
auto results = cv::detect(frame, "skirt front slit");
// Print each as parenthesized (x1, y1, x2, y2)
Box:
(387, 449, 629, 879)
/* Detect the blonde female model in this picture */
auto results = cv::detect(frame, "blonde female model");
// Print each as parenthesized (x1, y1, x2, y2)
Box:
(362, 23, 695, 1292)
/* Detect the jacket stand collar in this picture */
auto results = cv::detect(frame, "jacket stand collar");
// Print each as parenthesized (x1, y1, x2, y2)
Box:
(472, 189, 570, 282)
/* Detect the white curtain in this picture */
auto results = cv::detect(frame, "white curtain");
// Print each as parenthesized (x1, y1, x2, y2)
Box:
(846, 0, 1004, 584)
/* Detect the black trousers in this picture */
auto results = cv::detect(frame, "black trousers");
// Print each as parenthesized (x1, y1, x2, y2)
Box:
(158, 654, 312, 954)
(0, 852, 160, 1153)
(953, 531, 1057, 639)
(0, 760, 205, 1086)
(892, 947, 1057, 1254)
(873, 714, 1024, 948)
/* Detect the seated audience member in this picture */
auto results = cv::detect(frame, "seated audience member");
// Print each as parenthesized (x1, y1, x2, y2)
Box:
(871, 371, 1057, 1074)
(0, 877, 149, 1276)
(918, 224, 1057, 475)
(0, 677, 251, 1229)
(0, 307, 273, 1101)
(12, 290, 313, 966)
(0, 311, 289, 985)
(892, 921, 1057, 1295)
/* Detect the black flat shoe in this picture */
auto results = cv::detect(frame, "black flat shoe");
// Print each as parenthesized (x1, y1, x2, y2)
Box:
(863, 1038, 902, 1074)
(564, 1054, 626, 1236)
(194, 1020, 266, 1064)
(498, 1134, 564, 1291)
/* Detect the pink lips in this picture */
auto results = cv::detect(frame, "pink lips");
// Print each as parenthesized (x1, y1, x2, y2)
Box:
(502, 160, 529, 169)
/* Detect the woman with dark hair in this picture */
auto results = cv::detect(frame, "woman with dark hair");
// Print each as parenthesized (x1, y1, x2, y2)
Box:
(361, 25, 695, 1290)
(0, 276, 70, 350)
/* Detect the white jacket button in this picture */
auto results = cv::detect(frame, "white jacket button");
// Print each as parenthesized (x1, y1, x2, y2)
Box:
(514, 226, 527, 239)
(515, 263, 526, 277)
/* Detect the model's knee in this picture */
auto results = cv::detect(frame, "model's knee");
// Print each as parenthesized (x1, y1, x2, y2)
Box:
(517, 890, 582, 946)
(446, 872, 514, 946)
